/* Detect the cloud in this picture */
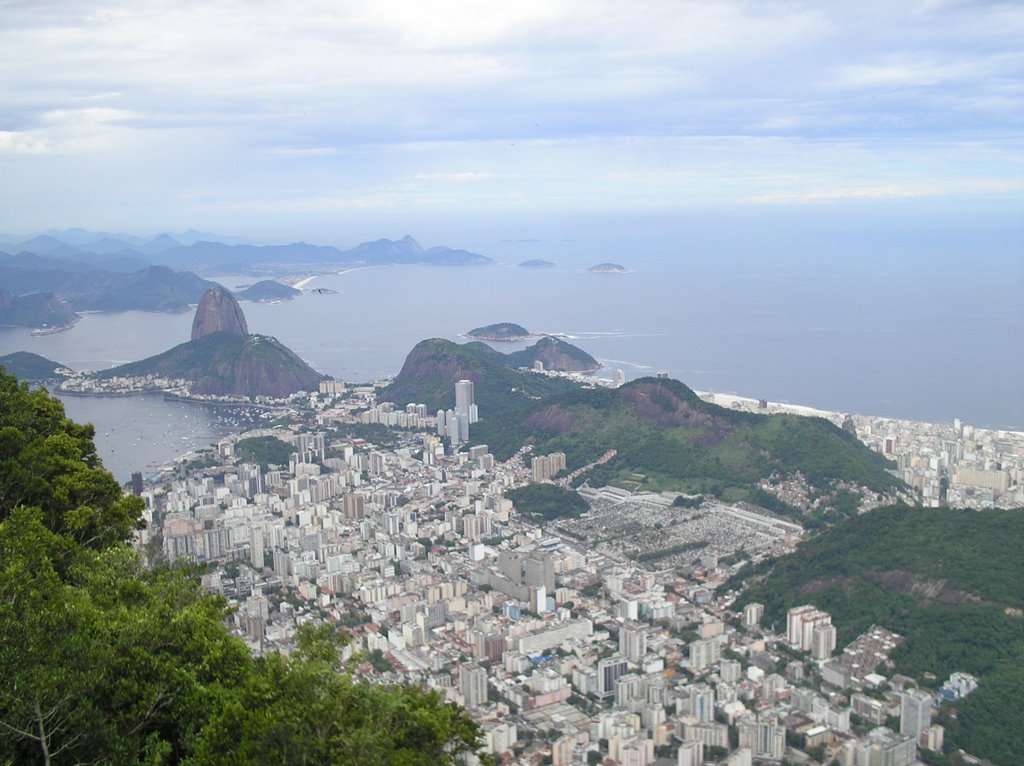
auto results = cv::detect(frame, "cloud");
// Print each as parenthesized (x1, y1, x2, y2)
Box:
(411, 172, 495, 183)
(747, 179, 1024, 204)
(0, 1, 1022, 231)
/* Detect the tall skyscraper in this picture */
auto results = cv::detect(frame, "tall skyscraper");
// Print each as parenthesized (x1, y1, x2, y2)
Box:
(455, 379, 477, 424)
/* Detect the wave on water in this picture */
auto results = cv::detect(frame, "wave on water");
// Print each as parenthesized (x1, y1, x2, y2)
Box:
(598, 358, 654, 370)
(536, 330, 664, 340)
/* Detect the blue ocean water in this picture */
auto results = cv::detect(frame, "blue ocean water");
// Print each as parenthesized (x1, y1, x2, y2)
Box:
(2, 211, 1021, 479)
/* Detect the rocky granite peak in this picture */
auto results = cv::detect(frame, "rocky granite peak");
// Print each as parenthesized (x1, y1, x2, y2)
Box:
(191, 285, 248, 340)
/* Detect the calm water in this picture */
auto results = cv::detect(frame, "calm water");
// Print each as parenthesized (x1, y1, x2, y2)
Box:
(52, 393, 272, 484)
(2, 220, 1022, 479)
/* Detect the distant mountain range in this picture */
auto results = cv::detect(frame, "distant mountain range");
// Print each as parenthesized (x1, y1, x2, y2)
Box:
(2, 230, 493, 271)
(0, 289, 77, 330)
(0, 230, 493, 324)
(0, 260, 217, 315)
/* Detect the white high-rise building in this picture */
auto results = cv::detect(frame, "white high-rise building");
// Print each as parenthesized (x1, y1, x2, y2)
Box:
(690, 638, 720, 671)
(811, 623, 837, 659)
(787, 605, 832, 651)
(455, 379, 477, 423)
(677, 740, 703, 766)
(900, 689, 933, 738)
(620, 622, 647, 663)
(459, 663, 488, 709)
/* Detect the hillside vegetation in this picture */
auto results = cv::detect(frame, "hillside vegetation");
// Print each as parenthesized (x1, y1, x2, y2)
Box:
(100, 331, 325, 397)
(472, 377, 899, 512)
(507, 484, 589, 522)
(235, 280, 301, 302)
(0, 261, 216, 312)
(732, 506, 1024, 765)
(466, 322, 532, 340)
(0, 369, 484, 765)
(380, 338, 578, 414)
(0, 351, 67, 381)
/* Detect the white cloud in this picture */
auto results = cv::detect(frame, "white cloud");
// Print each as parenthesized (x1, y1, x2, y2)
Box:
(0, 1, 1022, 229)
(747, 179, 1024, 204)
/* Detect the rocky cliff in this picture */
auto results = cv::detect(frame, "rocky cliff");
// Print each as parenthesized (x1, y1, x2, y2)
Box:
(191, 285, 248, 340)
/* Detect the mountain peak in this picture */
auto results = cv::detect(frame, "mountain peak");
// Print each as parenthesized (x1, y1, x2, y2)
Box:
(191, 285, 248, 340)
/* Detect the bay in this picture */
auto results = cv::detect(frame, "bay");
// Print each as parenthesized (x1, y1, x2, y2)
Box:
(53, 393, 275, 484)
(1, 222, 1021, 482)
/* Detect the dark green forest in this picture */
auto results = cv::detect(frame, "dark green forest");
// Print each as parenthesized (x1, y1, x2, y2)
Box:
(732, 505, 1024, 765)
(506, 483, 589, 522)
(0, 370, 483, 765)
(472, 377, 899, 517)
(234, 435, 294, 471)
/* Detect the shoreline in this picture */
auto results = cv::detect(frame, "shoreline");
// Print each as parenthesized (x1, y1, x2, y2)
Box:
(292, 265, 374, 291)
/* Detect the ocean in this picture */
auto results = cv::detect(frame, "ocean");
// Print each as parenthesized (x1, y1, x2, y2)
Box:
(2, 212, 1021, 481)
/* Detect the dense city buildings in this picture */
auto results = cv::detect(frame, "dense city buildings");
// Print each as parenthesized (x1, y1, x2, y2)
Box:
(127, 375, 1000, 766)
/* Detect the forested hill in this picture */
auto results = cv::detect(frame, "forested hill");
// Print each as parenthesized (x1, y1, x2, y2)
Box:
(0, 369, 483, 764)
(99, 331, 326, 397)
(732, 505, 1024, 765)
(379, 337, 580, 413)
(471, 376, 900, 510)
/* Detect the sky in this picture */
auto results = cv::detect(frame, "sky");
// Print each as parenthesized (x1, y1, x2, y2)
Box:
(1, 0, 1022, 244)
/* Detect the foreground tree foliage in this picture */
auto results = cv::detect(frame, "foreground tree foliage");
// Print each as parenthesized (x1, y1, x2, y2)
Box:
(0, 370, 484, 765)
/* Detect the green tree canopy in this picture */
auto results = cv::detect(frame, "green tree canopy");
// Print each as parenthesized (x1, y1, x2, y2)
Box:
(0, 369, 485, 765)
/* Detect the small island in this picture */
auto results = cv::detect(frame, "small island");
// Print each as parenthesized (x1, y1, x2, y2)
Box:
(466, 322, 533, 341)
(234, 280, 301, 302)
(588, 262, 626, 273)
(519, 259, 555, 269)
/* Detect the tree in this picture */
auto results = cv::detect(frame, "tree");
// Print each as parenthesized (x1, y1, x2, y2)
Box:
(0, 372, 144, 549)
(0, 372, 487, 765)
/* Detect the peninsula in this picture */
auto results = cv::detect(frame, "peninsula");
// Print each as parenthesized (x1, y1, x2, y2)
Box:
(94, 286, 325, 398)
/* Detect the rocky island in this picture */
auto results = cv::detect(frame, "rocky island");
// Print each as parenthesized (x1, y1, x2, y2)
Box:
(588, 262, 626, 273)
(466, 322, 533, 341)
(519, 259, 555, 268)
(234, 280, 301, 302)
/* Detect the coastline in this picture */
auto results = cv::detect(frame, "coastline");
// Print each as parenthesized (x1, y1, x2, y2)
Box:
(292, 265, 373, 291)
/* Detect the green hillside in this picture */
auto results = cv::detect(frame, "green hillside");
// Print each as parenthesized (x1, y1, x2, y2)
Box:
(505, 335, 600, 372)
(379, 338, 579, 414)
(100, 331, 324, 397)
(466, 322, 531, 340)
(235, 279, 301, 302)
(471, 377, 899, 511)
(0, 351, 67, 380)
(733, 506, 1024, 765)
